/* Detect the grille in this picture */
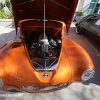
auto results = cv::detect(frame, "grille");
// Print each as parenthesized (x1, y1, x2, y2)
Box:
(31, 57, 58, 71)
(21, 82, 69, 93)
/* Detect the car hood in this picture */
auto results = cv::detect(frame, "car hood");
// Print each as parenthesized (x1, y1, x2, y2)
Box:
(11, 0, 78, 32)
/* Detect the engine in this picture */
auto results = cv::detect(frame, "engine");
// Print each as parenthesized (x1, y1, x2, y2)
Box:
(27, 33, 61, 59)
(38, 33, 50, 58)
(26, 33, 61, 70)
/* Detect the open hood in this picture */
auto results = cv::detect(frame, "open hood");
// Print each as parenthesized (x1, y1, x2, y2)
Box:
(11, 0, 78, 32)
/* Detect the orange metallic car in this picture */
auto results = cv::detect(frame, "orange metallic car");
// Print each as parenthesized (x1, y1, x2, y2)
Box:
(0, 0, 95, 93)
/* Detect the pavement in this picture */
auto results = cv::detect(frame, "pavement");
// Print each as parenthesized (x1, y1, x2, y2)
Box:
(0, 23, 100, 100)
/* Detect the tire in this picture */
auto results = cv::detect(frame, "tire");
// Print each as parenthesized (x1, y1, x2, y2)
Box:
(75, 25, 81, 34)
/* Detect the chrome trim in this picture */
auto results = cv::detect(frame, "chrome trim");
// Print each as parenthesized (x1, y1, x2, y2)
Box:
(42, 74, 49, 78)
(22, 82, 69, 93)
(31, 57, 58, 71)
(82, 68, 95, 81)
(34, 62, 44, 69)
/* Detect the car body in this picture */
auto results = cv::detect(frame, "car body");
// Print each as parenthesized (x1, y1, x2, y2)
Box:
(75, 14, 100, 44)
(0, 0, 95, 93)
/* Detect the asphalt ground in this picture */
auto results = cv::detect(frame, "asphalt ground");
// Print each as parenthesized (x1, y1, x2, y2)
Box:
(0, 23, 100, 100)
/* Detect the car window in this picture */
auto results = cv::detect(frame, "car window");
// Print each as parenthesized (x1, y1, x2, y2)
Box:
(82, 16, 88, 20)
(90, 18, 100, 28)
(82, 15, 91, 20)
(87, 16, 100, 23)
(95, 19, 100, 26)
(87, 17, 96, 23)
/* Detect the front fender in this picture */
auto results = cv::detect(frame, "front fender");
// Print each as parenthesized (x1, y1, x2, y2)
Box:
(63, 38, 94, 82)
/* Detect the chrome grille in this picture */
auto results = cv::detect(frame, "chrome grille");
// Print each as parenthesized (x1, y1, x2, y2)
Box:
(31, 57, 58, 71)
(21, 82, 69, 93)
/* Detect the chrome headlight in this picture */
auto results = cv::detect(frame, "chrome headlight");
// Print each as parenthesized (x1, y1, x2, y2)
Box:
(82, 69, 95, 81)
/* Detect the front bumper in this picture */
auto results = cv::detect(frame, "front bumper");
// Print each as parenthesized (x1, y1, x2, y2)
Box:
(21, 82, 69, 93)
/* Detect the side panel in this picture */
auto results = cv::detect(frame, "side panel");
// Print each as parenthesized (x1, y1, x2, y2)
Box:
(0, 46, 23, 90)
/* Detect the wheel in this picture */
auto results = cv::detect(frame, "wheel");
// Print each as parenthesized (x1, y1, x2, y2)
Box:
(75, 25, 81, 34)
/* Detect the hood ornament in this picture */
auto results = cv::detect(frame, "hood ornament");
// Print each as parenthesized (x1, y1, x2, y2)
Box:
(42, 74, 49, 78)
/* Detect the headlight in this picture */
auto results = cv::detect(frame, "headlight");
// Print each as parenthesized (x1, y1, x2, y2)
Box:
(82, 69, 95, 81)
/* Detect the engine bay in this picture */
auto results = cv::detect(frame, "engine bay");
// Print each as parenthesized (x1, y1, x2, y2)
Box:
(20, 20, 62, 70)
(25, 32, 61, 70)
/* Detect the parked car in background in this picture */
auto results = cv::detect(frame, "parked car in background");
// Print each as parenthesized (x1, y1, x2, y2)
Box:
(75, 14, 100, 44)
(73, 15, 84, 26)
(73, 11, 84, 26)
(74, 14, 100, 26)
